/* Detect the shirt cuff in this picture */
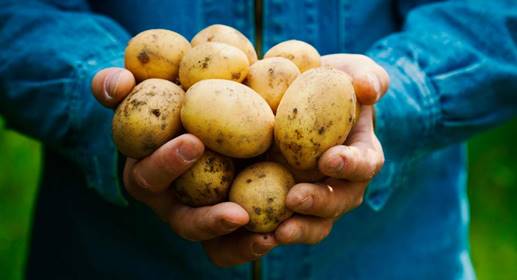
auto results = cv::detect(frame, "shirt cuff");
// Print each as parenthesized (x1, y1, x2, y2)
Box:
(66, 51, 128, 206)
(364, 43, 440, 210)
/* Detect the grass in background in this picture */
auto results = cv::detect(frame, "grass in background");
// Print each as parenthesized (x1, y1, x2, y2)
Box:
(0, 119, 40, 280)
(468, 119, 517, 279)
(0, 117, 515, 279)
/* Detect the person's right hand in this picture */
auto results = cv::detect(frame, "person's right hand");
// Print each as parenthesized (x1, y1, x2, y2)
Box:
(91, 67, 278, 267)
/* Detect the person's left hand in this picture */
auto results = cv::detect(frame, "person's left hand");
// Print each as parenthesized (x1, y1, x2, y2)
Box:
(274, 54, 389, 244)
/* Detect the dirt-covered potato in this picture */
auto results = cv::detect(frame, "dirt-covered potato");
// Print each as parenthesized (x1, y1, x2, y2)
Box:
(178, 42, 249, 89)
(112, 79, 185, 159)
(264, 40, 320, 73)
(173, 150, 234, 207)
(245, 57, 300, 112)
(266, 144, 326, 183)
(125, 29, 191, 82)
(181, 79, 274, 158)
(191, 24, 258, 64)
(275, 67, 357, 170)
(229, 162, 294, 233)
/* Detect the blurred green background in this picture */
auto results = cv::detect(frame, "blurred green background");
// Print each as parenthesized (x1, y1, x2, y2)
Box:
(0, 117, 516, 279)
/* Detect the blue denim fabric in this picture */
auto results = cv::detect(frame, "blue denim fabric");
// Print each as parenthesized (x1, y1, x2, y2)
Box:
(1, 0, 516, 279)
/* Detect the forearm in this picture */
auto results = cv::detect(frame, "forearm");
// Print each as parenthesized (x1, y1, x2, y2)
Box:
(0, 1, 130, 205)
(365, 1, 517, 209)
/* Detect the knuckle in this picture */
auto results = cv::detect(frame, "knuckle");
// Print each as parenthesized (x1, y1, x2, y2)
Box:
(169, 217, 197, 241)
(320, 222, 333, 240)
(352, 195, 364, 209)
(330, 208, 341, 219)
(202, 221, 223, 237)
(375, 156, 385, 173)
(367, 161, 378, 178)
(310, 223, 332, 245)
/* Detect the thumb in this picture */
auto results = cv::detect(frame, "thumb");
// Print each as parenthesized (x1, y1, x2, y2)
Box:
(91, 67, 135, 108)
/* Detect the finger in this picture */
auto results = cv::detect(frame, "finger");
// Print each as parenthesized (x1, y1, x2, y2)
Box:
(125, 163, 249, 240)
(319, 106, 384, 181)
(321, 54, 390, 105)
(275, 215, 333, 245)
(91, 67, 135, 107)
(124, 158, 175, 220)
(168, 202, 249, 241)
(131, 134, 204, 193)
(203, 231, 277, 267)
(285, 180, 365, 218)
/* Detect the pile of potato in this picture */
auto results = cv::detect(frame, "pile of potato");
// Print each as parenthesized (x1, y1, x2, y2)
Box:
(113, 24, 358, 233)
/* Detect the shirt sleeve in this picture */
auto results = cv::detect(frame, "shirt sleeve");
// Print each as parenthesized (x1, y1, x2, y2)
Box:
(0, 0, 131, 205)
(365, 1, 517, 210)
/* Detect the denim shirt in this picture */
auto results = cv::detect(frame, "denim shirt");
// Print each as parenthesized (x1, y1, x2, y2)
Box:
(1, 0, 516, 279)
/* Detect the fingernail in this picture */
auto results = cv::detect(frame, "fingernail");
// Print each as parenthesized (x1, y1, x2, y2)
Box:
(366, 73, 381, 97)
(104, 70, 122, 99)
(221, 219, 241, 231)
(177, 141, 202, 162)
(296, 196, 313, 211)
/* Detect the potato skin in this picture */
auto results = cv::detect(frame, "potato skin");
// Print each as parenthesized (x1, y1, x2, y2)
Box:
(191, 24, 258, 64)
(229, 162, 294, 233)
(275, 67, 357, 170)
(264, 40, 320, 73)
(266, 143, 326, 183)
(179, 42, 249, 89)
(181, 79, 274, 158)
(173, 150, 234, 207)
(245, 57, 300, 112)
(125, 29, 191, 82)
(112, 79, 185, 159)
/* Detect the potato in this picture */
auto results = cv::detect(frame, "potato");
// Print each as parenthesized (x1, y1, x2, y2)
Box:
(229, 162, 294, 233)
(173, 150, 234, 207)
(264, 40, 320, 73)
(191, 24, 258, 64)
(266, 143, 326, 183)
(245, 57, 300, 112)
(125, 29, 191, 82)
(179, 42, 249, 89)
(112, 79, 184, 159)
(275, 67, 357, 170)
(181, 79, 274, 158)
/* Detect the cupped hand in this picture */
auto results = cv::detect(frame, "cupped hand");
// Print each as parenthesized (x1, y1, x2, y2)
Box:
(274, 54, 388, 244)
(91, 68, 277, 267)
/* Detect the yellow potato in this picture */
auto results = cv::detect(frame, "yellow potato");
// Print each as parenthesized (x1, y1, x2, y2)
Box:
(266, 143, 326, 183)
(275, 67, 357, 170)
(191, 24, 258, 64)
(181, 79, 274, 158)
(264, 40, 320, 73)
(173, 150, 234, 207)
(229, 162, 294, 233)
(245, 57, 300, 112)
(112, 79, 184, 159)
(179, 42, 249, 89)
(125, 29, 191, 82)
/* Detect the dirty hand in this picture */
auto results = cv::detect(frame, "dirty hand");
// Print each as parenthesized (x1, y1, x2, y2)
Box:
(92, 68, 277, 267)
(275, 54, 389, 244)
